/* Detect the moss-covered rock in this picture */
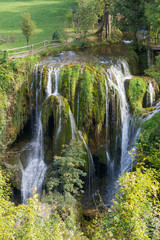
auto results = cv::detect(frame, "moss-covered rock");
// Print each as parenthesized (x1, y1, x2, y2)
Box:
(126, 76, 159, 114)
(41, 94, 73, 164)
(126, 77, 147, 113)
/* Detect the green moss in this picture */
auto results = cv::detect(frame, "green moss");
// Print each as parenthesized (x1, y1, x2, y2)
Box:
(59, 65, 72, 100)
(42, 66, 49, 97)
(127, 77, 147, 113)
(41, 95, 74, 164)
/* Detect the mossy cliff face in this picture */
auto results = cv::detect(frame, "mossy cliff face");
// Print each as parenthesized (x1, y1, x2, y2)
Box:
(41, 94, 73, 165)
(58, 63, 107, 164)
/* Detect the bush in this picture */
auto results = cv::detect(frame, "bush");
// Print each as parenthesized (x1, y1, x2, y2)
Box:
(52, 31, 60, 41)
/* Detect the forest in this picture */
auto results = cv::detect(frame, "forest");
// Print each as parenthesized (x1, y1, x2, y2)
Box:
(0, 0, 160, 239)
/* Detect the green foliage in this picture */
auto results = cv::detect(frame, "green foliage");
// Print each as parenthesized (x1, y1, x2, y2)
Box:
(21, 12, 36, 46)
(145, 0, 160, 41)
(127, 77, 147, 113)
(0, 167, 87, 239)
(137, 111, 160, 182)
(114, 0, 148, 37)
(75, 0, 99, 38)
(0, 55, 38, 149)
(48, 139, 87, 204)
(89, 168, 160, 239)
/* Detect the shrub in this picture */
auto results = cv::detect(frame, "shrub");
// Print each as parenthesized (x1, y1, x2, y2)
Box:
(52, 31, 60, 41)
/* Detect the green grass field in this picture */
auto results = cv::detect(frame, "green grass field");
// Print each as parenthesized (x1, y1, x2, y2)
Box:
(0, 0, 75, 50)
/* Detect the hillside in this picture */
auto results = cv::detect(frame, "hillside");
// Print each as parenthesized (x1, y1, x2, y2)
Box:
(0, 0, 75, 50)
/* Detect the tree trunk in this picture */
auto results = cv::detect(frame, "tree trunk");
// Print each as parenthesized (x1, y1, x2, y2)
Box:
(27, 39, 29, 50)
(95, 2, 111, 40)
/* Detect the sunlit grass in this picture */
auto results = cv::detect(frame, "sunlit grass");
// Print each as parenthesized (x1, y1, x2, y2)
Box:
(0, 0, 75, 49)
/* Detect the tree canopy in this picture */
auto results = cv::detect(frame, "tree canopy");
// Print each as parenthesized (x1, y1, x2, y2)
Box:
(114, 0, 147, 37)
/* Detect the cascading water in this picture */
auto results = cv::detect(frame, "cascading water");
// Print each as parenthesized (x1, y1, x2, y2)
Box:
(124, 101, 160, 173)
(148, 82, 155, 107)
(105, 60, 132, 175)
(20, 50, 160, 206)
(103, 59, 133, 203)
(54, 68, 60, 94)
(69, 107, 77, 139)
(21, 66, 47, 202)
(79, 131, 96, 195)
(46, 67, 53, 97)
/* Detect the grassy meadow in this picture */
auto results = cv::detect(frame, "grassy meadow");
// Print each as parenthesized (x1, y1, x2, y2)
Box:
(0, 0, 75, 50)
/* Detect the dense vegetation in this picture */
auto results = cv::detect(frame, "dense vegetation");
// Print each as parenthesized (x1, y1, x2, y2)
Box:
(0, 53, 39, 149)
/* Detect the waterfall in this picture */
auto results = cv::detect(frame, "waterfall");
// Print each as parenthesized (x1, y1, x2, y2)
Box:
(21, 66, 47, 203)
(39, 65, 44, 92)
(77, 93, 79, 126)
(21, 66, 61, 202)
(124, 101, 160, 173)
(104, 78, 114, 184)
(46, 67, 53, 97)
(55, 96, 62, 142)
(30, 64, 38, 91)
(79, 131, 96, 195)
(148, 82, 155, 107)
(54, 68, 60, 94)
(20, 54, 159, 206)
(106, 60, 132, 175)
(69, 107, 77, 139)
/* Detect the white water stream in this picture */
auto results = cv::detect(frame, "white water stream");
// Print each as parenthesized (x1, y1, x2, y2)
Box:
(105, 60, 132, 176)
(79, 131, 96, 195)
(21, 66, 47, 202)
(148, 82, 155, 107)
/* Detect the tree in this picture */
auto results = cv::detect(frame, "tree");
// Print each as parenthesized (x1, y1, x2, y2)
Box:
(114, 0, 148, 41)
(95, 0, 113, 39)
(21, 13, 36, 48)
(47, 139, 87, 203)
(75, 0, 99, 39)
